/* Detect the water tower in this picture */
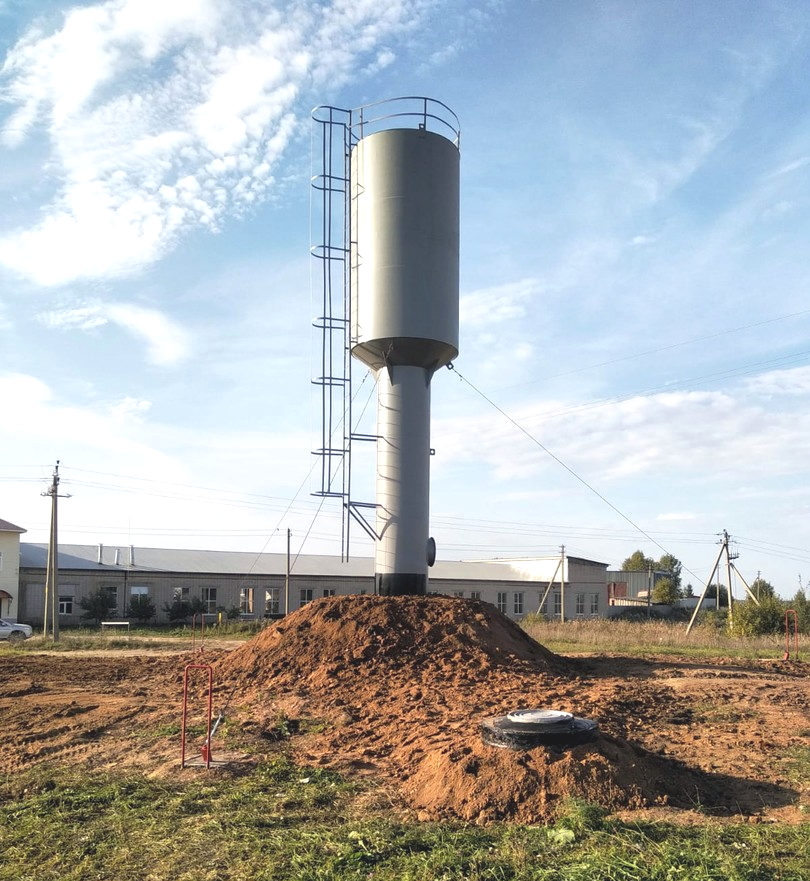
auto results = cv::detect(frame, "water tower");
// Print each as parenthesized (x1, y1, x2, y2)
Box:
(311, 98, 460, 596)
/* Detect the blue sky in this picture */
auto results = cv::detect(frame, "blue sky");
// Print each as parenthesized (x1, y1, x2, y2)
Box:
(2, 0, 810, 598)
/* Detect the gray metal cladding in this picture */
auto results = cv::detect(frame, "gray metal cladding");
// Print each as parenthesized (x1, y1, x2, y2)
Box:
(350, 127, 459, 372)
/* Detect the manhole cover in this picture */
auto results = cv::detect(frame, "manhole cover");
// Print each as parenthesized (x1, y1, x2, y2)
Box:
(481, 709, 599, 751)
(506, 709, 573, 725)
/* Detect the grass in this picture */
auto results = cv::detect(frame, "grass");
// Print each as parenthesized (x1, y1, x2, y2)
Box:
(1, 620, 269, 653)
(1, 765, 808, 880)
(2, 620, 809, 878)
(521, 617, 800, 660)
(780, 745, 810, 786)
(3, 616, 802, 660)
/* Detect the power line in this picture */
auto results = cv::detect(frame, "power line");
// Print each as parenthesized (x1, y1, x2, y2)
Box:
(447, 365, 709, 584)
(433, 349, 810, 451)
(500, 308, 810, 390)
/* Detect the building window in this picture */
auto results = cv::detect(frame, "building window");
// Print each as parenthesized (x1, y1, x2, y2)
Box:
(58, 596, 73, 615)
(323, 588, 336, 598)
(240, 587, 255, 614)
(591, 593, 600, 615)
(173, 586, 190, 601)
(497, 592, 508, 614)
(553, 592, 561, 616)
(131, 585, 149, 597)
(265, 588, 280, 615)
(201, 587, 217, 614)
(470, 591, 481, 601)
(299, 588, 313, 608)
(453, 591, 464, 598)
(104, 586, 118, 615)
(513, 592, 524, 615)
(575, 593, 585, 616)
(539, 593, 548, 615)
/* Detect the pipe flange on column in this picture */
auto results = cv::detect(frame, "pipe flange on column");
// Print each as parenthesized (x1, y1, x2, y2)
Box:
(426, 537, 436, 567)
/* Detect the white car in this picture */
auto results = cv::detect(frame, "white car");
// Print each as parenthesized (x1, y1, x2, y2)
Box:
(0, 619, 33, 643)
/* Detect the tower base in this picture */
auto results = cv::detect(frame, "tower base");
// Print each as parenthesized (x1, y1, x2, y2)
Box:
(375, 572, 427, 596)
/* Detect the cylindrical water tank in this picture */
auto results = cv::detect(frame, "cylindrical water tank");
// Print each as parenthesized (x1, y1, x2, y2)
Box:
(351, 127, 459, 373)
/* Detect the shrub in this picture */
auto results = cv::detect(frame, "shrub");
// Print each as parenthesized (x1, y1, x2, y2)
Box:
(126, 594, 156, 624)
(730, 596, 786, 637)
(78, 587, 114, 625)
(162, 596, 206, 624)
(788, 590, 810, 634)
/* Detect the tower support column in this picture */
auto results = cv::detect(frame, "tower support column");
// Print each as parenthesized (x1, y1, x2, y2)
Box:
(374, 364, 431, 595)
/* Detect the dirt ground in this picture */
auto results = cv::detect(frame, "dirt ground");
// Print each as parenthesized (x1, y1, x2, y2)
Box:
(2, 595, 809, 825)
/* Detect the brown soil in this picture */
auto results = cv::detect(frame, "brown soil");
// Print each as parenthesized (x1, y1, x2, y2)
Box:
(2, 595, 809, 825)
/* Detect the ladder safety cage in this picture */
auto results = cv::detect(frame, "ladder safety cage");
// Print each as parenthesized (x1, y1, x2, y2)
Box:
(310, 104, 354, 560)
(310, 98, 461, 560)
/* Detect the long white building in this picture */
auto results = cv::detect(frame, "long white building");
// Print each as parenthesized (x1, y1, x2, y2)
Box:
(14, 541, 609, 625)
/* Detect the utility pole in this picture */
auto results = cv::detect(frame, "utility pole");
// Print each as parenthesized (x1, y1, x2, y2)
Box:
(560, 544, 566, 623)
(41, 462, 71, 642)
(285, 528, 291, 616)
(686, 529, 760, 634)
(647, 563, 652, 618)
(725, 529, 737, 628)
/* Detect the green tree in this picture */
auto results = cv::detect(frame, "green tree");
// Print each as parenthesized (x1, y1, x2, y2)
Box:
(657, 554, 682, 592)
(620, 550, 683, 589)
(651, 577, 680, 605)
(621, 550, 655, 571)
(127, 594, 156, 624)
(750, 577, 776, 600)
(79, 586, 114, 625)
(705, 583, 729, 607)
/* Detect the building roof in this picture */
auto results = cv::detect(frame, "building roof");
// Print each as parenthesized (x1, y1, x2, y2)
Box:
(606, 570, 668, 581)
(19, 543, 608, 584)
(0, 518, 27, 534)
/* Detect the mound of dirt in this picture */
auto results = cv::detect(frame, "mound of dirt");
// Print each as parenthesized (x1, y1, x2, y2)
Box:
(216, 594, 569, 690)
(211, 595, 799, 823)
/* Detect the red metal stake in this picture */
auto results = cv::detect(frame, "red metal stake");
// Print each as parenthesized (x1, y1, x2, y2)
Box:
(181, 663, 213, 768)
(191, 613, 206, 653)
(784, 609, 799, 661)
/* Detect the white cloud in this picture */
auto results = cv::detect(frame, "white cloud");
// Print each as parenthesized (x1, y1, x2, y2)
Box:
(768, 156, 810, 178)
(110, 397, 151, 421)
(38, 304, 108, 330)
(656, 512, 698, 522)
(434, 383, 810, 488)
(0, 0, 435, 286)
(461, 278, 543, 326)
(760, 200, 793, 222)
(38, 301, 191, 365)
(0, 372, 53, 406)
(107, 303, 191, 365)
(0, 372, 160, 458)
(1, 0, 222, 147)
(360, 48, 397, 77)
(744, 365, 810, 396)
